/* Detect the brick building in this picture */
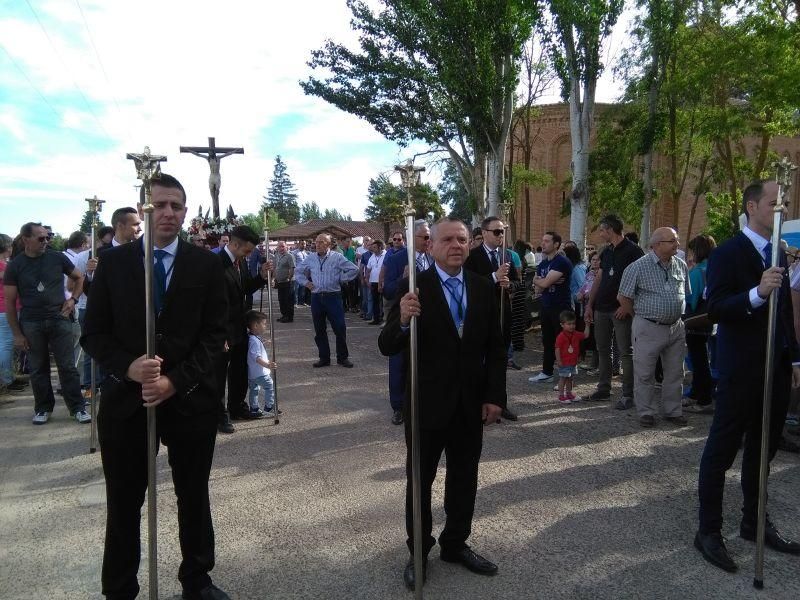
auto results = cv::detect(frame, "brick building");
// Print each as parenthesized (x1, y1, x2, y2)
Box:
(507, 103, 800, 247)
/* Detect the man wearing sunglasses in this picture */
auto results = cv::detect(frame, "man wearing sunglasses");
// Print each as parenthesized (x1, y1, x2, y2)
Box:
(464, 216, 520, 421)
(4, 222, 89, 425)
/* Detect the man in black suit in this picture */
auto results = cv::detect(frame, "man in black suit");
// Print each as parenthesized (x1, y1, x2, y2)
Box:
(695, 179, 800, 573)
(463, 215, 520, 421)
(379, 217, 506, 591)
(82, 174, 231, 600)
(215, 225, 271, 433)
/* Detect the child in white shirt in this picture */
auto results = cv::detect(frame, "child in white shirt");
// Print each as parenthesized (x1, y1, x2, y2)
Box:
(246, 311, 277, 417)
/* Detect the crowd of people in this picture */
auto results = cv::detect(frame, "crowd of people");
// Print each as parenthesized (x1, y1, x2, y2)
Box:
(2, 177, 800, 595)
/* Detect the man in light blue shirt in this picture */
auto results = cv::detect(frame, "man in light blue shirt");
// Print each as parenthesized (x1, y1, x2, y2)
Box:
(295, 233, 359, 367)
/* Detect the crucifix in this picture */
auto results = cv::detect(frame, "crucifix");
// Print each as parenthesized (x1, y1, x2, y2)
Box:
(180, 136, 243, 219)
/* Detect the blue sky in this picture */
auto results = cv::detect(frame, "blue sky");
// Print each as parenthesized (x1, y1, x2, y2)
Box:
(1, 1, 626, 237)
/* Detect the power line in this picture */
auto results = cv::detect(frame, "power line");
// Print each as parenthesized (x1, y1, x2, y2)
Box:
(0, 42, 62, 122)
(73, 0, 132, 142)
(23, 0, 116, 145)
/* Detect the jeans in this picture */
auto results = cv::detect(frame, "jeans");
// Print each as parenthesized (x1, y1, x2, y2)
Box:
(370, 283, 383, 322)
(248, 375, 275, 412)
(594, 310, 634, 398)
(361, 282, 373, 318)
(310, 292, 349, 362)
(21, 317, 84, 414)
(296, 282, 310, 306)
(539, 306, 563, 376)
(0, 313, 13, 386)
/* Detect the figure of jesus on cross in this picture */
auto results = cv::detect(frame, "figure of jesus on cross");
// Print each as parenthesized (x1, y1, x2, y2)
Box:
(180, 136, 243, 219)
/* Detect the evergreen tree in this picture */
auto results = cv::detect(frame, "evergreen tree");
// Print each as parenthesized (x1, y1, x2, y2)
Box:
(78, 209, 106, 234)
(321, 208, 352, 221)
(263, 155, 301, 224)
(300, 201, 322, 222)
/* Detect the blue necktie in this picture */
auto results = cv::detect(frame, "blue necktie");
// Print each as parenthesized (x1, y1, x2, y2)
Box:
(490, 250, 499, 270)
(443, 277, 463, 328)
(154, 249, 168, 315)
(764, 242, 772, 268)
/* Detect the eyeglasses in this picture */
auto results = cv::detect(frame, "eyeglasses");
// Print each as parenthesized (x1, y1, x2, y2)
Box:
(35, 236, 48, 242)
(657, 239, 679, 244)
(393, 237, 403, 241)
(415, 234, 430, 240)
(484, 229, 504, 236)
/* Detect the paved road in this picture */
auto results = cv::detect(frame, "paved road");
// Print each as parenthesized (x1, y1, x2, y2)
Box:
(1, 297, 799, 599)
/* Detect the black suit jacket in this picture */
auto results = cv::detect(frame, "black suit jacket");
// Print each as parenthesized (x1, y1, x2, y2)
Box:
(81, 239, 228, 419)
(707, 231, 799, 380)
(218, 248, 265, 346)
(464, 245, 521, 342)
(378, 266, 507, 429)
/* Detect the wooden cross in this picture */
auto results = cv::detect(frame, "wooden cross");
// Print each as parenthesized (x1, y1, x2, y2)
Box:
(180, 136, 243, 219)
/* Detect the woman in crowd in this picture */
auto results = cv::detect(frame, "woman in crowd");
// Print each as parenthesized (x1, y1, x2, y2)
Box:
(577, 251, 600, 372)
(684, 234, 716, 414)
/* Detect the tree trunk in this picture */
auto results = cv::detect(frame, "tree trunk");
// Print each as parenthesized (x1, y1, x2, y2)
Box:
(471, 149, 488, 225)
(568, 76, 594, 248)
(640, 151, 654, 247)
(686, 156, 709, 242)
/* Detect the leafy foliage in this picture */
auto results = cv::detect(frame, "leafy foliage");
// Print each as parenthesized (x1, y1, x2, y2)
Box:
(78, 209, 106, 234)
(365, 173, 445, 225)
(300, 201, 322, 222)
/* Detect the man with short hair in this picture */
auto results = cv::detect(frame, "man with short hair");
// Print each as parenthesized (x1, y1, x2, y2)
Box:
(292, 240, 310, 306)
(379, 217, 506, 590)
(108, 207, 142, 248)
(695, 180, 800, 573)
(358, 237, 374, 319)
(295, 233, 360, 368)
(211, 234, 230, 255)
(4, 223, 89, 424)
(584, 214, 644, 406)
(529, 231, 573, 385)
(274, 241, 296, 323)
(64, 231, 89, 369)
(216, 225, 272, 433)
(465, 216, 521, 421)
(367, 240, 388, 324)
(82, 174, 231, 599)
(340, 237, 359, 312)
(617, 227, 689, 428)
(97, 226, 114, 247)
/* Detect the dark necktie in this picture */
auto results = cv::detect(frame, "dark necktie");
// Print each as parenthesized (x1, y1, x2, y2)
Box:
(764, 242, 772, 268)
(154, 249, 168, 315)
(415, 253, 425, 272)
(490, 249, 499, 270)
(443, 277, 463, 327)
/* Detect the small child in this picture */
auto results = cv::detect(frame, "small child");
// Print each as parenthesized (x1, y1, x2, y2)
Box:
(555, 310, 585, 404)
(246, 310, 277, 417)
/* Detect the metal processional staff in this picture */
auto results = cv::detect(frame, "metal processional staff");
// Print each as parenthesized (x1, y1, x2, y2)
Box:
(126, 146, 167, 600)
(85, 195, 105, 454)
(262, 217, 281, 425)
(395, 160, 425, 600)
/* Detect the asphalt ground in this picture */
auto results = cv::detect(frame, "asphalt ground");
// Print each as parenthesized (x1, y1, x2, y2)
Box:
(1, 294, 799, 600)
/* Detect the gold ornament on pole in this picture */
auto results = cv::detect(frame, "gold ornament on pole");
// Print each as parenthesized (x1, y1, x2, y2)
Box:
(85, 195, 105, 455)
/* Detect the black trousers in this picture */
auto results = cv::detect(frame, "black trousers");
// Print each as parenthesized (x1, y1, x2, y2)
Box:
(540, 305, 564, 376)
(698, 353, 791, 534)
(371, 283, 383, 322)
(405, 405, 483, 556)
(99, 406, 218, 599)
(276, 281, 294, 321)
(216, 337, 248, 419)
(686, 333, 713, 405)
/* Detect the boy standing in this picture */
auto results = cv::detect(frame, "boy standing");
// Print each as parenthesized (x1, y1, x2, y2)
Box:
(246, 311, 277, 417)
(555, 310, 585, 404)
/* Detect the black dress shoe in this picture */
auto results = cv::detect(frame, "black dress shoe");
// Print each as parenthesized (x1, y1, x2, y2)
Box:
(506, 360, 522, 371)
(403, 556, 427, 590)
(501, 407, 518, 421)
(182, 583, 231, 600)
(440, 547, 498, 575)
(337, 358, 354, 368)
(369, 320, 382, 325)
(217, 420, 235, 434)
(391, 410, 404, 425)
(313, 360, 331, 368)
(694, 531, 738, 572)
(740, 519, 800, 554)
(276, 317, 287, 323)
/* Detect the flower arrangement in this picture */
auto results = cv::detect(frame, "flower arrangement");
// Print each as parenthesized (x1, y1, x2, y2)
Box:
(187, 205, 243, 246)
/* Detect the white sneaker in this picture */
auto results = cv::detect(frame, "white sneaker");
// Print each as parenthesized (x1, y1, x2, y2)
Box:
(32, 412, 49, 425)
(528, 372, 554, 383)
(74, 410, 92, 424)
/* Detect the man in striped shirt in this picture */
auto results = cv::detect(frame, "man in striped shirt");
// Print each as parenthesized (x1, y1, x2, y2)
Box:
(296, 233, 360, 368)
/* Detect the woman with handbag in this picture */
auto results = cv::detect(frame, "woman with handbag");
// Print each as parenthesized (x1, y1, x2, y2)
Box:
(684, 234, 716, 414)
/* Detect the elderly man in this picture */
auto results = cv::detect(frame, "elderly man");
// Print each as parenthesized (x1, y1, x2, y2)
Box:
(4, 223, 89, 424)
(617, 227, 689, 428)
(295, 233, 360, 368)
(378, 217, 506, 590)
(274, 241, 296, 323)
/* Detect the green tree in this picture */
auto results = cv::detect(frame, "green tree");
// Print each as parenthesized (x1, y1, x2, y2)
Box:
(321, 208, 352, 221)
(544, 0, 624, 246)
(302, 0, 539, 220)
(365, 174, 444, 238)
(300, 201, 322, 222)
(78, 209, 106, 234)
(438, 160, 473, 223)
(264, 156, 300, 224)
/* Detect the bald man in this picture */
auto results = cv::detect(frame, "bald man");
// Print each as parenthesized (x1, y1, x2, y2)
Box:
(295, 234, 360, 367)
(617, 227, 690, 427)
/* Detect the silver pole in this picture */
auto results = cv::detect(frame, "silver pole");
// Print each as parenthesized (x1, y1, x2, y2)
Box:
(264, 227, 280, 425)
(396, 161, 424, 598)
(86, 195, 104, 454)
(754, 159, 796, 589)
(127, 147, 167, 600)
